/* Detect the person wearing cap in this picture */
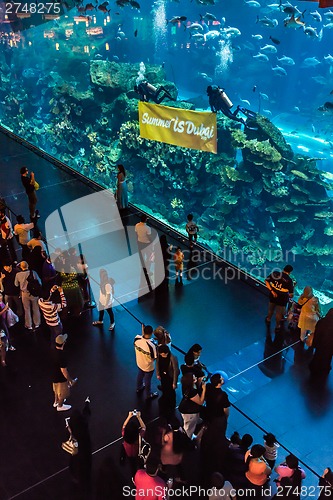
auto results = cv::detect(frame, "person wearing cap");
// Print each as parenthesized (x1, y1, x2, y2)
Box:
(14, 261, 41, 330)
(52, 333, 76, 411)
(133, 456, 167, 500)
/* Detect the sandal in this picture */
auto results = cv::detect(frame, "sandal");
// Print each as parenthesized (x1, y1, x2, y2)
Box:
(92, 321, 103, 326)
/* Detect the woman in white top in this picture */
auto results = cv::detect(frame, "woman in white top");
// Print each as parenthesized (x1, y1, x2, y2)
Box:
(92, 269, 115, 330)
(297, 286, 321, 341)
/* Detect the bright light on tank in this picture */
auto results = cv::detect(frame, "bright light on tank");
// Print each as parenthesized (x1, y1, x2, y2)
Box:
(28, 41, 32, 46)
(93, 15, 96, 24)
(103, 19, 106, 26)
(55, 43, 60, 50)
(84, 45, 90, 53)
(106, 15, 110, 22)
(86, 20, 89, 27)
(105, 43, 109, 51)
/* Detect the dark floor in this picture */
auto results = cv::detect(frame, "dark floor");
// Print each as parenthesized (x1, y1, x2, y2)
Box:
(0, 129, 332, 500)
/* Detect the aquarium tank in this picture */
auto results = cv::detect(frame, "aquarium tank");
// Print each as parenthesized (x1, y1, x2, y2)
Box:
(0, 0, 333, 306)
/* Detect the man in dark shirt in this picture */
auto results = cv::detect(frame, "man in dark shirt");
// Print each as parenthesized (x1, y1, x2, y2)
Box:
(20, 166, 39, 220)
(265, 264, 294, 331)
(205, 372, 230, 423)
(52, 334, 76, 411)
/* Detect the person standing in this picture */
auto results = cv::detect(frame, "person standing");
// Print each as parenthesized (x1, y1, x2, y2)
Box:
(309, 308, 333, 379)
(297, 286, 321, 342)
(92, 269, 115, 331)
(185, 214, 199, 248)
(135, 215, 152, 271)
(205, 372, 230, 423)
(265, 265, 294, 331)
(134, 456, 167, 500)
(52, 333, 76, 411)
(179, 372, 206, 439)
(156, 344, 179, 415)
(174, 247, 184, 286)
(38, 285, 67, 342)
(14, 215, 34, 262)
(0, 263, 23, 317)
(14, 261, 41, 330)
(134, 324, 158, 401)
(116, 164, 128, 210)
(0, 210, 17, 263)
(20, 166, 39, 220)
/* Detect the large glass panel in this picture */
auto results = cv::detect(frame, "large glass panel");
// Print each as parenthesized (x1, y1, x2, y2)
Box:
(0, 0, 332, 308)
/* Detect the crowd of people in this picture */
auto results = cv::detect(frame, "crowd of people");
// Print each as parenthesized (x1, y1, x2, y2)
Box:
(1, 167, 333, 499)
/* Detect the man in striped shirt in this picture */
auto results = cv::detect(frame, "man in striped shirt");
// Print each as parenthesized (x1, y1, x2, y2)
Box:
(38, 285, 67, 341)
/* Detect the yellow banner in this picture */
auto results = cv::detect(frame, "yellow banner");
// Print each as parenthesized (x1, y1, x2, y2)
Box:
(138, 102, 217, 154)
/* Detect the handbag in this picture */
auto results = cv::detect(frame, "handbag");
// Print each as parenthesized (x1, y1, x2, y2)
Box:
(6, 308, 19, 328)
(34, 181, 40, 191)
(62, 437, 78, 455)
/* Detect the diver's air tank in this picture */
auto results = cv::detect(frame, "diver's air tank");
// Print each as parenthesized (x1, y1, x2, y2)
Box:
(219, 89, 233, 109)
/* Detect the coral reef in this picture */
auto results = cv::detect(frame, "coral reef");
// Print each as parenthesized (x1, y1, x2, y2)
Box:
(0, 45, 331, 293)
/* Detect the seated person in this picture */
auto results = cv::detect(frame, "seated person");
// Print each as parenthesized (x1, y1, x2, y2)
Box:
(207, 85, 257, 125)
(134, 80, 173, 104)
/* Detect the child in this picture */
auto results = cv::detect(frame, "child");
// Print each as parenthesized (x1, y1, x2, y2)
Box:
(185, 214, 199, 247)
(174, 247, 184, 285)
(263, 432, 279, 469)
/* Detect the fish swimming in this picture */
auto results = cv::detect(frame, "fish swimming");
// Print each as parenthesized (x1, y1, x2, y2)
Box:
(272, 65, 287, 76)
(284, 14, 305, 28)
(310, 11, 322, 22)
(302, 57, 321, 67)
(204, 30, 221, 41)
(167, 16, 187, 24)
(256, 16, 278, 28)
(312, 76, 328, 85)
(245, 0, 261, 7)
(277, 55, 295, 66)
(187, 22, 204, 32)
(269, 35, 280, 45)
(324, 23, 333, 29)
(200, 12, 217, 22)
(303, 26, 319, 39)
(221, 27, 241, 38)
(324, 55, 333, 65)
(251, 34, 263, 41)
(260, 44, 277, 53)
(324, 10, 333, 22)
(253, 53, 269, 62)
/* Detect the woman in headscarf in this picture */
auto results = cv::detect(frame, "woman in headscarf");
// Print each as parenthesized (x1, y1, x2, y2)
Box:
(297, 286, 321, 341)
(309, 308, 333, 379)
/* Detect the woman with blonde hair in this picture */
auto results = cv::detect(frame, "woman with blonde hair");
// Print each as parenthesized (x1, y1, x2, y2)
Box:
(297, 286, 320, 341)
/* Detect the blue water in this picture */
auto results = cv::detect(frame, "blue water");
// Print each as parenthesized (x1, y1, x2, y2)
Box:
(0, 0, 333, 304)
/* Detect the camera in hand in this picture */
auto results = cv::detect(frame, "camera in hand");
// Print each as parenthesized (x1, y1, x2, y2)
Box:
(132, 409, 137, 415)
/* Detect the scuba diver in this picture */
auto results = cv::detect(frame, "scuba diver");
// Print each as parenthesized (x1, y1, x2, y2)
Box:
(134, 80, 173, 104)
(207, 85, 257, 126)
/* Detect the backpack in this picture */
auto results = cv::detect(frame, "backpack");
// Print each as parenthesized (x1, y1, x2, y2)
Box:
(27, 270, 42, 297)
